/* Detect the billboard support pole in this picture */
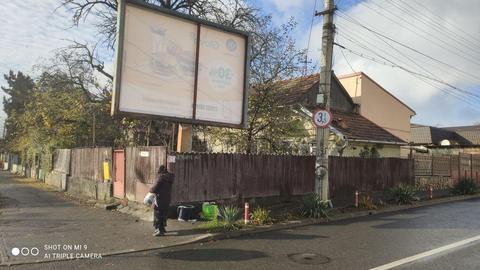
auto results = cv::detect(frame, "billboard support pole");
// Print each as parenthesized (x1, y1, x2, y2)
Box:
(176, 124, 193, 152)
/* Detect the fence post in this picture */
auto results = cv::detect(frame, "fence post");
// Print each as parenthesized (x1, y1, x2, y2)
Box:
(458, 154, 461, 181)
(449, 155, 452, 177)
(471, 154, 474, 180)
(431, 155, 434, 177)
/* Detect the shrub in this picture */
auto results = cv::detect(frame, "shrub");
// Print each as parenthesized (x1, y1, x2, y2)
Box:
(219, 205, 242, 230)
(390, 184, 419, 205)
(200, 205, 242, 232)
(301, 194, 330, 219)
(452, 178, 477, 195)
(358, 195, 377, 210)
(250, 207, 273, 225)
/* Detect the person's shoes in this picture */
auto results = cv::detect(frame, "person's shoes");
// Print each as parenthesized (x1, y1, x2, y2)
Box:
(160, 229, 167, 234)
(152, 229, 164, 237)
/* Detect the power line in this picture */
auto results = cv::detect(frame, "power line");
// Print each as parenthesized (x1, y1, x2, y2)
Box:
(389, 0, 480, 58)
(304, 0, 319, 76)
(334, 42, 480, 106)
(338, 17, 480, 87)
(358, 1, 480, 66)
(336, 45, 480, 109)
(337, 25, 468, 98)
(410, 0, 480, 45)
(336, 10, 480, 83)
(339, 47, 355, 73)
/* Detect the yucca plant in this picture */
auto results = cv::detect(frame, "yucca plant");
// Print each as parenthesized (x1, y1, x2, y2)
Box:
(301, 194, 330, 219)
(390, 184, 419, 205)
(250, 207, 273, 225)
(219, 205, 241, 230)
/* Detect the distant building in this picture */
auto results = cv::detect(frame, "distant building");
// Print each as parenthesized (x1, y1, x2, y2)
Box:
(411, 124, 480, 155)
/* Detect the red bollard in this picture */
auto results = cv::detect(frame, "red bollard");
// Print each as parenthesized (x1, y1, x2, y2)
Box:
(355, 191, 359, 208)
(244, 202, 249, 225)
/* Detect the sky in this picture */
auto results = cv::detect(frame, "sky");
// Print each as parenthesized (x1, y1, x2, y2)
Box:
(0, 0, 479, 128)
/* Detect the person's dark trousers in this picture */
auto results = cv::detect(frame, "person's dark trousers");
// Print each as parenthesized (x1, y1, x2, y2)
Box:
(154, 207, 167, 233)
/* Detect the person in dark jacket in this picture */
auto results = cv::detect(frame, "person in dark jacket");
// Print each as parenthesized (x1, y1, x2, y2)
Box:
(150, 164, 174, 236)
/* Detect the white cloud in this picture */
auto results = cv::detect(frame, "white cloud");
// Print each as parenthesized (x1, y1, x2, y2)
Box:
(0, 0, 106, 116)
(303, 0, 480, 126)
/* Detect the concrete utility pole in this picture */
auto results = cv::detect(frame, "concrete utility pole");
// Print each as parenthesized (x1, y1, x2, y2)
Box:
(315, 0, 335, 200)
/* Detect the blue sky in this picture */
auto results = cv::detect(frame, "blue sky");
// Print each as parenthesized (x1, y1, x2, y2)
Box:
(0, 0, 479, 129)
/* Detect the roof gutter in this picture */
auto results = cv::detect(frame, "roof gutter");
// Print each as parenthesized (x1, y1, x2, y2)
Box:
(349, 139, 407, 146)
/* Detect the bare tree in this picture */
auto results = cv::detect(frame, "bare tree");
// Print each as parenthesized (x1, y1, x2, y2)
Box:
(59, 0, 258, 49)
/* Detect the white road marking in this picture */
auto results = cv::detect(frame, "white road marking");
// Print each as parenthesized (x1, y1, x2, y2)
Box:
(369, 234, 480, 270)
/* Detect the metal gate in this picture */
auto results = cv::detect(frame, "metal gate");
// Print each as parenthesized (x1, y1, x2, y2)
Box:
(113, 149, 126, 198)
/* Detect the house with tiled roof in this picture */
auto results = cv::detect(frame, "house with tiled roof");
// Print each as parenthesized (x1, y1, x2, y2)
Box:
(275, 72, 407, 157)
(411, 124, 480, 155)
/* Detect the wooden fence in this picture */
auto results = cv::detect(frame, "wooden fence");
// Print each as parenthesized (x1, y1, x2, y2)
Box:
(52, 149, 71, 173)
(171, 153, 315, 203)
(329, 156, 414, 205)
(70, 147, 112, 181)
(125, 146, 167, 201)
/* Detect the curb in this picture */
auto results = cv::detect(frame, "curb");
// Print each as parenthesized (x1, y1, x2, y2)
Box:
(2, 193, 480, 267)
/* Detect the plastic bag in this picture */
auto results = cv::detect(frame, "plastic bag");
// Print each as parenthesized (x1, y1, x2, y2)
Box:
(143, 192, 155, 206)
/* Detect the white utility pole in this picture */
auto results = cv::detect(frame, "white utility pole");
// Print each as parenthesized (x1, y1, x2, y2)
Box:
(315, 0, 335, 200)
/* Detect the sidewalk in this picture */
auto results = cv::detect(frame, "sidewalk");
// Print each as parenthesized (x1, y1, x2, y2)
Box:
(0, 172, 209, 266)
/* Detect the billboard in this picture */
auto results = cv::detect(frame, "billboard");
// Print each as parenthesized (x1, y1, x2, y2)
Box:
(111, 0, 250, 128)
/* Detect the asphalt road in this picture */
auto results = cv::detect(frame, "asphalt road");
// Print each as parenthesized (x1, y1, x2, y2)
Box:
(5, 197, 480, 270)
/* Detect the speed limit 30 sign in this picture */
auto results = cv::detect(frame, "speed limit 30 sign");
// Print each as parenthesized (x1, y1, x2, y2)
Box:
(312, 109, 332, 128)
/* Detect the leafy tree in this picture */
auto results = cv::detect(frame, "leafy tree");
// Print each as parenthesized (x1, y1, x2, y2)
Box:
(1, 71, 35, 147)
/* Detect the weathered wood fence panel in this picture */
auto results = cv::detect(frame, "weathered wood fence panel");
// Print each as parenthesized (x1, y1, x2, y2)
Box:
(171, 153, 315, 203)
(52, 149, 71, 173)
(70, 147, 112, 181)
(125, 146, 167, 201)
(329, 157, 414, 205)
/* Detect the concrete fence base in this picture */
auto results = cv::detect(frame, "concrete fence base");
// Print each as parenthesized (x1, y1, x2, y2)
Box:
(45, 171, 67, 191)
(66, 177, 112, 201)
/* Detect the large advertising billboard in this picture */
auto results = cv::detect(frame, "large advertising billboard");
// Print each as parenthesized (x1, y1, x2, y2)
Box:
(112, 0, 250, 128)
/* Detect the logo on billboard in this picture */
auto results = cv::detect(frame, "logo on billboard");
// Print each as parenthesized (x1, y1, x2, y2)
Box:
(226, 39, 237, 52)
(208, 61, 234, 93)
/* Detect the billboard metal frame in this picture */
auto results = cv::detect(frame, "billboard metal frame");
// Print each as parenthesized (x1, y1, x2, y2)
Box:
(112, 0, 251, 128)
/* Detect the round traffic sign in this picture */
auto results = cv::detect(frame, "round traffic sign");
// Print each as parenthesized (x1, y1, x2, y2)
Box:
(312, 109, 332, 128)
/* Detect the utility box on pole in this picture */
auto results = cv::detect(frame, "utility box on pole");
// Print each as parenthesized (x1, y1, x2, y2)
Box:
(315, 0, 335, 201)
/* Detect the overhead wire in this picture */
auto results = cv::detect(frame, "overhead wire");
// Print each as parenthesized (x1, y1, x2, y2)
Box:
(334, 42, 480, 108)
(336, 10, 480, 83)
(410, 0, 480, 45)
(358, 1, 480, 67)
(304, 0, 319, 76)
(389, 0, 480, 57)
